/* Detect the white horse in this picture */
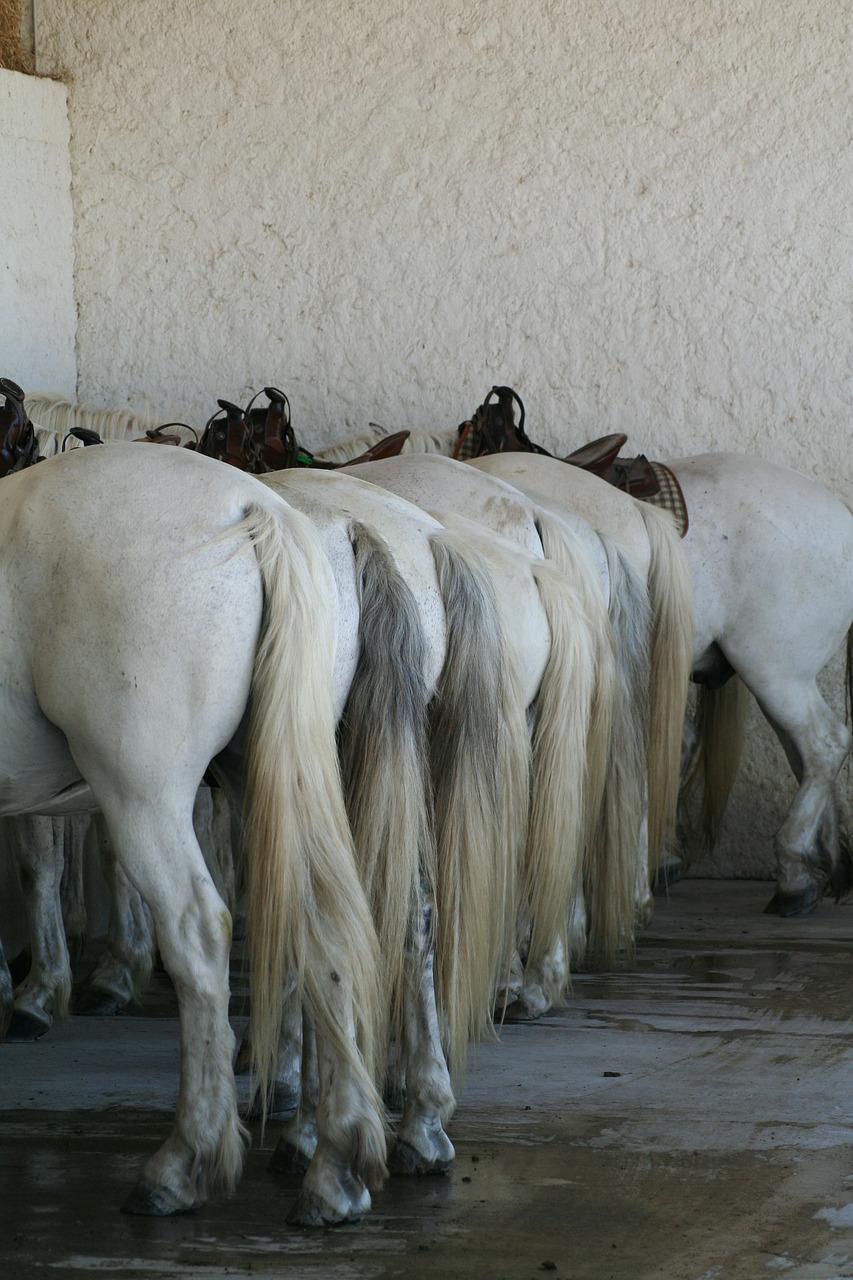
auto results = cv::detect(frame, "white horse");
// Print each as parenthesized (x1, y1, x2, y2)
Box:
(3, 430, 608, 1182)
(335, 458, 686, 1008)
(24, 394, 853, 914)
(252, 465, 612, 1168)
(670, 453, 853, 914)
(336, 424, 853, 917)
(465, 450, 853, 917)
(0, 443, 386, 1224)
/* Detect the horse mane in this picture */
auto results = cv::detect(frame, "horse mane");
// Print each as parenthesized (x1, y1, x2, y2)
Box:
(25, 397, 460, 465)
(25, 393, 163, 443)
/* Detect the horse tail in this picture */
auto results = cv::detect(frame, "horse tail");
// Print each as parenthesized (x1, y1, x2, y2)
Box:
(428, 531, 529, 1079)
(336, 521, 433, 1051)
(533, 511, 637, 967)
(240, 501, 385, 1183)
(523, 557, 599, 996)
(681, 676, 750, 857)
(634, 502, 694, 875)
(590, 537, 652, 962)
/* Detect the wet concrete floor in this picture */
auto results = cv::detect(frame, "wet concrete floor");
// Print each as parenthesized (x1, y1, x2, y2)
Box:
(3, 880, 853, 1280)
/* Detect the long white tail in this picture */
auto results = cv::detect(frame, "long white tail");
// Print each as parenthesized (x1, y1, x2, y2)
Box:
(681, 676, 749, 858)
(523, 557, 599, 998)
(336, 522, 434, 1048)
(589, 537, 651, 962)
(428, 531, 529, 1078)
(533, 512, 637, 966)
(634, 503, 694, 874)
(240, 502, 386, 1187)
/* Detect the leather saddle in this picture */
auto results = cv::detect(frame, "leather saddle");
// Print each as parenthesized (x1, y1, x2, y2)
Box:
(563, 432, 662, 500)
(455, 385, 662, 501)
(453, 385, 551, 460)
(193, 399, 256, 470)
(233, 386, 411, 473)
(0, 379, 40, 476)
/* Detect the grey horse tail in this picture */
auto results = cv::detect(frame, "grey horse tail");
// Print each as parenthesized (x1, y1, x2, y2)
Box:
(337, 521, 435, 1050)
(427, 530, 526, 1081)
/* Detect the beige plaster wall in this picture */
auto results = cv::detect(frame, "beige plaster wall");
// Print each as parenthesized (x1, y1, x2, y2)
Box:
(0, 67, 75, 396)
(33, 1, 853, 877)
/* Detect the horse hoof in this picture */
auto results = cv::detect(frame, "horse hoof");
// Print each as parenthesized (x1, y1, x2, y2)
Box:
(268, 1137, 312, 1176)
(767, 886, 820, 917)
(71, 985, 124, 1017)
(500, 997, 544, 1023)
(5, 1009, 51, 1041)
(388, 1139, 452, 1177)
(286, 1188, 362, 1228)
(121, 1182, 193, 1216)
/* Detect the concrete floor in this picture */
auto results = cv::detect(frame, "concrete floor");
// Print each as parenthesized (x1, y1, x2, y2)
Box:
(3, 880, 853, 1280)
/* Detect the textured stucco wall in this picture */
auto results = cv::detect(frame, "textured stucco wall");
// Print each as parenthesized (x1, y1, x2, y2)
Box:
(32, 1, 853, 878)
(0, 67, 75, 395)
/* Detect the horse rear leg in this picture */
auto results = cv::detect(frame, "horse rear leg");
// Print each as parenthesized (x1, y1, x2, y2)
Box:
(388, 900, 456, 1176)
(755, 683, 851, 916)
(260, 979, 387, 1225)
(286, 973, 387, 1226)
(60, 815, 88, 962)
(73, 815, 155, 1016)
(91, 797, 245, 1215)
(268, 1000, 320, 1172)
(5, 815, 70, 1040)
